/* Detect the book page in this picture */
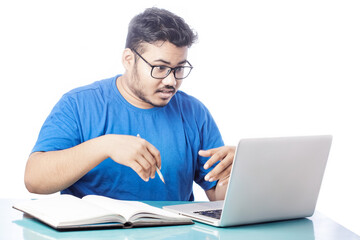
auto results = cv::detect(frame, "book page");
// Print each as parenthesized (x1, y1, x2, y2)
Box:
(14, 195, 126, 227)
(82, 195, 189, 223)
(82, 195, 146, 221)
(123, 201, 192, 222)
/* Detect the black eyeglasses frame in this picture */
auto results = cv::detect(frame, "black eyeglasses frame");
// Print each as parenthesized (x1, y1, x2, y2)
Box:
(131, 49, 193, 80)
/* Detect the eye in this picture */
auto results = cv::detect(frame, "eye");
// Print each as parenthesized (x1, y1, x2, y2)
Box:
(175, 67, 185, 74)
(154, 66, 170, 73)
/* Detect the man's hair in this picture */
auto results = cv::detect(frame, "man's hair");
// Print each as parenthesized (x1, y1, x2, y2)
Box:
(125, 7, 197, 52)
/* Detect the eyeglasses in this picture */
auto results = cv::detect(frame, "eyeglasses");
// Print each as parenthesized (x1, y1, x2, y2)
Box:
(132, 49, 193, 80)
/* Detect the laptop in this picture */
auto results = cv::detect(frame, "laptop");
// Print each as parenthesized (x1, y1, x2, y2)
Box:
(163, 135, 332, 227)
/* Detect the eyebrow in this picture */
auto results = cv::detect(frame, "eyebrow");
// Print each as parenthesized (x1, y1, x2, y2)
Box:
(153, 59, 188, 66)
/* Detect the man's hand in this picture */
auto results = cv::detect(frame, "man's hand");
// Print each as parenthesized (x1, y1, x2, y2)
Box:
(103, 134, 161, 182)
(199, 146, 236, 187)
(25, 134, 161, 194)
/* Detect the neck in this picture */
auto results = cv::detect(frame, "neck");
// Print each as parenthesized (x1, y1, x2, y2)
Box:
(116, 75, 154, 109)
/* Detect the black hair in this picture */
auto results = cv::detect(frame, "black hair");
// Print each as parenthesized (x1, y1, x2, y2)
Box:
(125, 7, 198, 52)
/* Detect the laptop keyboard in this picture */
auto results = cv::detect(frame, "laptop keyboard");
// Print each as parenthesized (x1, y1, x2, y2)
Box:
(194, 209, 222, 219)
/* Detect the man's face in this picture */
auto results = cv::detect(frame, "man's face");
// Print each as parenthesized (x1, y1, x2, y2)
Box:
(124, 41, 189, 108)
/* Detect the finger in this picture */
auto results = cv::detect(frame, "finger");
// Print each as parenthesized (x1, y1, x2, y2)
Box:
(128, 160, 150, 182)
(204, 154, 233, 181)
(139, 146, 157, 178)
(136, 138, 159, 176)
(146, 143, 162, 169)
(203, 149, 228, 169)
(198, 147, 221, 158)
(205, 163, 232, 182)
(204, 146, 236, 169)
(136, 151, 160, 180)
(218, 175, 230, 186)
(214, 164, 232, 181)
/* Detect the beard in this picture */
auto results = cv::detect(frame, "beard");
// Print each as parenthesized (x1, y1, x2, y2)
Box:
(129, 69, 176, 108)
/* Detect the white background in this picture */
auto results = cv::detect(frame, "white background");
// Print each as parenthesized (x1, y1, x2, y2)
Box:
(1, 0, 359, 236)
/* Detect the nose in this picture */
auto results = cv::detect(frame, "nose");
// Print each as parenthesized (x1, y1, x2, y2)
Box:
(161, 71, 177, 87)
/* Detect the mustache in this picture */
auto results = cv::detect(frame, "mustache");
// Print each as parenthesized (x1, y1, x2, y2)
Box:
(156, 86, 176, 93)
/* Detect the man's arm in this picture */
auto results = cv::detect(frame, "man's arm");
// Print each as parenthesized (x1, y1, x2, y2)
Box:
(25, 134, 161, 194)
(199, 146, 236, 201)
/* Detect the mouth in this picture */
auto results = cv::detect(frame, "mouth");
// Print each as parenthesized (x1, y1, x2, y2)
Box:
(156, 87, 176, 99)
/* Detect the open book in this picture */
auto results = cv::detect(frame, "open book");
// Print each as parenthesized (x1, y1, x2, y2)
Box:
(13, 195, 193, 230)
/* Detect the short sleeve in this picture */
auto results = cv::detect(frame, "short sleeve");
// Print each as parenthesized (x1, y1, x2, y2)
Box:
(193, 103, 224, 190)
(32, 94, 81, 153)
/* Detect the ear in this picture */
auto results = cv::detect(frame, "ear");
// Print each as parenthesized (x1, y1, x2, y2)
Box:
(122, 48, 135, 71)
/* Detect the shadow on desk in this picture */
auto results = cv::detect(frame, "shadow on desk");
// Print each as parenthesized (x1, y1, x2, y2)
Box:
(191, 218, 314, 240)
(13, 215, 315, 240)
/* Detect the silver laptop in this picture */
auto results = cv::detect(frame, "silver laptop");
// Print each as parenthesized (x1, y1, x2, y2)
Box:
(163, 135, 332, 227)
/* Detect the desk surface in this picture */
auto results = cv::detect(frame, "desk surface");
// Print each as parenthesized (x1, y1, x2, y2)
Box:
(2, 199, 359, 240)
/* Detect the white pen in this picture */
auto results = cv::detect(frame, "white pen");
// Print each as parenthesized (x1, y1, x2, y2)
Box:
(137, 134, 165, 184)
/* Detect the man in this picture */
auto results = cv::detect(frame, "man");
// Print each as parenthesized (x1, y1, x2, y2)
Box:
(25, 7, 235, 201)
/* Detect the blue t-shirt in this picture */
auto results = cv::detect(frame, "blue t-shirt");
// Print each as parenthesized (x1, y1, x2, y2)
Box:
(32, 75, 224, 201)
